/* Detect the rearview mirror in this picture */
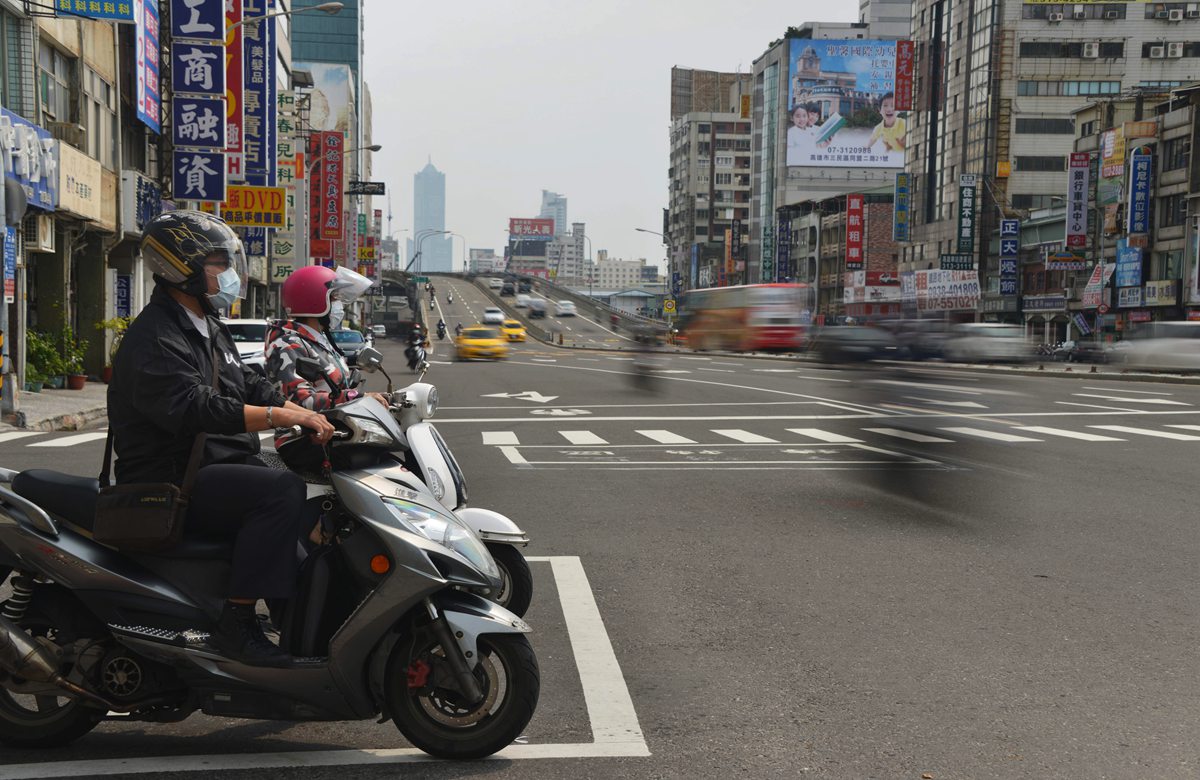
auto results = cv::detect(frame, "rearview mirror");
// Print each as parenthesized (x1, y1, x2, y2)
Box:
(294, 356, 325, 383)
(357, 346, 383, 373)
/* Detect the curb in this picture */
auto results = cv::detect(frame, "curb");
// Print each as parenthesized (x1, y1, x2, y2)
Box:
(3, 404, 108, 432)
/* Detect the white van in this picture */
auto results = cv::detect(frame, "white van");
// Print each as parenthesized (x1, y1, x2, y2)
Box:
(487, 277, 504, 290)
(1122, 322, 1200, 372)
(515, 293, 531, 308)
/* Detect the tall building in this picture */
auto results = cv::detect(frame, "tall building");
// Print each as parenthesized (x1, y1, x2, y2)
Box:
(904, 0, 1200, 320)
(671, 67, 752, 120)
(539, 190, 568, 237)
(547, 223, 589, 285)
(411, 161, 452, 272)
(291, 0, 361, 80)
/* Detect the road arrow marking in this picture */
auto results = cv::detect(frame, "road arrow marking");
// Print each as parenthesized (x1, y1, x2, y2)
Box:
(530, 408, 591, 416)
(482, 391, 559, 404)
(903, 396, 988, 408)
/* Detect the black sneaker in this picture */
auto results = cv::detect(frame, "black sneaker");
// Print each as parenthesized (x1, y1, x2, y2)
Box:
(211, 602, 292, 668)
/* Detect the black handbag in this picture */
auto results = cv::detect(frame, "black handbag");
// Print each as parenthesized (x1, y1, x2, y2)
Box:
(93, 343, 218, 552)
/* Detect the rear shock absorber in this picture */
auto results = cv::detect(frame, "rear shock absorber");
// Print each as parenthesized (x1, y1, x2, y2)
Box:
(1, 575, 34, 623)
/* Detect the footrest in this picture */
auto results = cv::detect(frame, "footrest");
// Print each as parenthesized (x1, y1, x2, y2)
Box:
(109, 624, 211, 647)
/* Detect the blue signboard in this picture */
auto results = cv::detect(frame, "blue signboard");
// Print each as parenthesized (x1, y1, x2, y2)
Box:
(999, 219, 1018, 296)
(1127, 152, 1152, 234)
(4, 226, 16, 304)
(55, 0, 136, 22)
(1000, 279, 1018, 296)
(134, 0, 160, 133)
(132, 174, 162, 233)
(116, 274, 132, 318)
(242, 0, 277, 184)
(242, 229, 267, 256)
(671, 271, 682, 296)
(893, 172, 910, 242)
(1115, 239, 1142, 289)
(1000, 258, 1018, 276)
(172, 97, 226, 149)
(171, 0, 223, 41)
(174, 151, 226, 202)
(171, 42, 225, 97)
(999, 239, 1018, 257)
(0, 109, 57, 211)
(1000, 218, 1020, 238)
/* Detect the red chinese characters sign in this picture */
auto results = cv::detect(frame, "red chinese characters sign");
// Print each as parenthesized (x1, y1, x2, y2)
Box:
(224, 0, 244, 180)
(309, 131, 344, 241)
(845, 194, 865, 270)
(894, 40, 914, 112)
(508, 217, 554, 240)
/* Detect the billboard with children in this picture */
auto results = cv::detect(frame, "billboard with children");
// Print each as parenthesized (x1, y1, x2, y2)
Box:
(786, 39, 909, 169)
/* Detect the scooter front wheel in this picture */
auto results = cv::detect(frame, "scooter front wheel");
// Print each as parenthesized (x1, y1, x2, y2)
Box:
(387, 632, 540, 760)
(485, 544, 533, 618)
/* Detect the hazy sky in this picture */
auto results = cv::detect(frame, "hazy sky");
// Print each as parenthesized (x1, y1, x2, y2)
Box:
(362, 1, 853, 270)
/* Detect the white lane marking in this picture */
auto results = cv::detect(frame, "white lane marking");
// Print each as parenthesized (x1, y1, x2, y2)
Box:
(870, 380, 988, 395)
(1089, 425, 1200, 441)
(1012, 426, 1125, 442)
(559, 431, 608, 445)
(5, 556, 648, 778)
(444, 413, 878, 424)
(697, 368, 736, 373)
(679, 356, 712, 361)
(903, 397, 987, 408)
(1082, 386, 1173, 395)
(939, 427, 1043, 443)
(28, 431, 109, 448)
(498, 445, 528, 464)
(0, 432, 46, 444)
(1072, 393, 1188, 406)
(606, 357, 635, 361)
(711, 361, 742, 366)
(532, 358, 557, 363)
(1166, 425, 1200, 432)
(711, 429, 779, 443)
(785, 428, 863, 443)
(482, 431, 520, 445)
(636, 430, 697, 444)
(1055, 401, 1142, 413)
(862, 428, 953, 443)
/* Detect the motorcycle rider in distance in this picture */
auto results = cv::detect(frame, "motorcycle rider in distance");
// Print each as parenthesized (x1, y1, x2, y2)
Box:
(447, 291, 453, 304)
(436, 318, 447, 340)
(107, 211, 335, 667)
(405, 325, 429, 370)
(455, 323, 464, 338)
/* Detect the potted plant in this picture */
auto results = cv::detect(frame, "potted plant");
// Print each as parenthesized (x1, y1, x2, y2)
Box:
(24, 331, 61, 393)
(60, 325, 89, 390)
(94, 316, 130, 383)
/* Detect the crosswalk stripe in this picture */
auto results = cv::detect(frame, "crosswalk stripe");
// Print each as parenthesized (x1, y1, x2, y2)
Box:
(1165, 425, 1200, 432)
(482, 431, 521, 445)
(559, 431, 608, 445)
(862, 428, 953, 443)
(939, 427, 1042, 443)
(0, 432, 46, 444)
(636, 430, 696, 444)
(786, 428, 862, 443)
(28, 431, 109, 448)
(1012, 426, 1124, 442)
(711, 429, 779, 443)
(1089, 425, 1200, 441)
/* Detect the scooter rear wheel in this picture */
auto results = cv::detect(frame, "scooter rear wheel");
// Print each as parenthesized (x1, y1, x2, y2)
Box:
(387, 632, 539, 760)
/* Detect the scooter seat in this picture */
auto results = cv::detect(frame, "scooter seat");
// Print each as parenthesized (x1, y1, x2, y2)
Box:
(12, 469, 99, 530)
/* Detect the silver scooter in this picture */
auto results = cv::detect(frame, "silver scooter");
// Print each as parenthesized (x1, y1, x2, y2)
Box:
(0, 399, 539, 758)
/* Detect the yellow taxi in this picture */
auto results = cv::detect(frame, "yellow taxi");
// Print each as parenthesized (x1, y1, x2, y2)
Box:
(500, 319, 527, 342)
(455, 325, 509, 361)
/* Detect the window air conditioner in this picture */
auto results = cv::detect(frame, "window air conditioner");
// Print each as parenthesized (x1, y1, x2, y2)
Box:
(1150, 45, 1166, 58)
(1155, 10, 1170, 18)
(1103, 10, 1120, 19)
(1082, 42, 1100, 58)
(1167, 41, 1184, 57)
(1073, 9, 1087, 19)
(1048, 12, 1064, 21)
(1168, 8, 1185, 19)
(1188, 8, 1200, 16)
(23, 213, 54, 253)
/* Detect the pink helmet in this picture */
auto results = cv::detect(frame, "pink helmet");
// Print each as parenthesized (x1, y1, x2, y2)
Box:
(281, 265, 373, 317)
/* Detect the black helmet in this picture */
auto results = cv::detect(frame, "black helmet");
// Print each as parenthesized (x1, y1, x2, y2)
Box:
(141, 210, 247, 306)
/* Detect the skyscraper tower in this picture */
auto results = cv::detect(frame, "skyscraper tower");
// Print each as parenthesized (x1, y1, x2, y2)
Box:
(412, 160, 452, 272)
(540, 190, 568, 238)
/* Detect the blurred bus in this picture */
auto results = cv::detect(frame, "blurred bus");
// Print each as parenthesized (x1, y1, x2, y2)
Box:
(676, 283, 814, 352)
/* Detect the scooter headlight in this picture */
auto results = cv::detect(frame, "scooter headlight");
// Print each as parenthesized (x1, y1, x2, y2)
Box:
(381, 498, 498, 579)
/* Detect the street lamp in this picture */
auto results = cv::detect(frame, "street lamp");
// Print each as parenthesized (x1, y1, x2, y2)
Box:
(635, 227, 664, 238)
(447, 233, 469, 273)
(298, 143, 382, 267)
(406, 230, 450, 274)
(227, 2, 343, 32)
(582, 233, 594, 299)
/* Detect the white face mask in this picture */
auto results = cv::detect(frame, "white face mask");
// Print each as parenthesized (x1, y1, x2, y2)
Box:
(329, 301, 346, 329)
(207, 267, 242, 311)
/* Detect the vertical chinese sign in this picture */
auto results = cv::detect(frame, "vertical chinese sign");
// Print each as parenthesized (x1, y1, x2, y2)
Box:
(1066, 152, 1090, 249)
(170, 0, 226, 203)
(1126, 151, 1152, 236)
(956, 174, 976, 254)
(225, 0, 244, 181)
(241, 0, 277, 258)
(308, 132, 332, 261)
(272, 89, 298, 281)
(893, 41, 914, 111)
(893, 172, 910, 241)
(845, 194, 864, 271)
(719, 228, 730, 286)
(321, 132, 346, 241)
(999, 218, 1019, 296)
(133, 0, 160, 133)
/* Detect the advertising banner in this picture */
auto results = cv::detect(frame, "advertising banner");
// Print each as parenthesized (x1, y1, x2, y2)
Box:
(1072, 312, 1092, 336)
(894, 41, 914, 111)
(508, 218, 555, 240)
(0, 109, 57, 211)
(939, 253, 973, 271)
(786, 39, 907, 168)
(57, 142, 103, 223)
(55, 0, 136, 21)
(172, 97, 226, 149)
(957, 174, 977, 253)
(174, 151, 225, 202)
(1127, 152, 1152, 234)
(171, 0, 223, 41)
(915, 269, 980, 312)
(845, 193, 864, 270)
(1081, 263, 1114, 308)
(242, 0, 276, 186)
(172, 41, 224, 97)
(292, 62, 356, 136)
(721, 227, 732, 286)
(116, 274, 132, 318)
(1045, 251, 1087, 271)
(133, 0, 160, 133)
(1144, 279, 1176, 306)
(893, 172, 910, 241)
(775, 218, 790, 282)
(119, 169, 162, 235)
(225, 0, 244, 180)
(1098, 127, 1125, 205)
(690, 244, 699, 289)
(316, 131, 344, 240)
(1115, 240, 1142, 288)
(1023, 295, 1067, 312)
(198, 185, 285, 226)
(1066, 152, 1090, 248)
(3, 226, 15, 304)
(1117, 286, 1143, 308)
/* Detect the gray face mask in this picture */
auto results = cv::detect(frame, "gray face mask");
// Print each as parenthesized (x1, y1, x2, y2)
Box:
(207, 267, 241, 311)
(329, 301, 346, 330)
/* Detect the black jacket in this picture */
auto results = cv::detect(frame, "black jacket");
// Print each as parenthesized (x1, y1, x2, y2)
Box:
(108, 285, 286, 485)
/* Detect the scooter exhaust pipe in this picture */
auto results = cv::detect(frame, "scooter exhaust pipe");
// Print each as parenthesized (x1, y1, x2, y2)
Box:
(0, 614, 123, 710)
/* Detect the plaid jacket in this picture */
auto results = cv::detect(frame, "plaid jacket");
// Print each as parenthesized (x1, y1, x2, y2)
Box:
(265, 319, 359, 411)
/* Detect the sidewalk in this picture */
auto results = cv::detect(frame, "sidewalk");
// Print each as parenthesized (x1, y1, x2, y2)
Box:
(1, 381, 108, 432)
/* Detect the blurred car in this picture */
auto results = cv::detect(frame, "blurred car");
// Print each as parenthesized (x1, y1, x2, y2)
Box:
(518, 279, 533, 293)
(455, 326, 509, 361)
(1059, 339, 1108, 364)
(482, 307, 505, 325)
(224, 318, 269, 375)
(330, 328, 368, 365)
(515, 293, 531, 308)
(527, 299, 547, 319)
(370, 324, 387, 340)
(891, 318, 951, 360)
(500, 282, 516, 296)
(812, 326, 901, 363)
(943, 324, 1032, 363)
(554, 300, 577, 317)
(487, 278, 504, 290)
(1121, 322, 1200, 372)
(501, 319, 527, 342)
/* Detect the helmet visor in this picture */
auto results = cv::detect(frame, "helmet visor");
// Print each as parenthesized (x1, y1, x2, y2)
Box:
(209, 236, 249, 299)
(330, 266, 373, 304)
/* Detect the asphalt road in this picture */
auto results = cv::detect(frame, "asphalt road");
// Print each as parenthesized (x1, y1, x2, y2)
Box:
(1, 278, 1198, 778)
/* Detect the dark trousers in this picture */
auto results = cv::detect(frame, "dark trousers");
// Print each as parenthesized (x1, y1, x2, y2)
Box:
(185, 463, 307, 600)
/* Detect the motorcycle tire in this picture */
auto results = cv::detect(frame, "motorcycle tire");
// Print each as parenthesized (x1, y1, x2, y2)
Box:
(484, 544, 533, 618)
(387, 631, 539, 760)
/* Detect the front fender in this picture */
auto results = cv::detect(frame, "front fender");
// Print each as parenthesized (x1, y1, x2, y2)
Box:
(432, 591, 530, 669)
(455, 507, 528, 545)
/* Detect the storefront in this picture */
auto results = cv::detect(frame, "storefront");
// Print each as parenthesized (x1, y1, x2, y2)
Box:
(1023, 295, 1069, 343)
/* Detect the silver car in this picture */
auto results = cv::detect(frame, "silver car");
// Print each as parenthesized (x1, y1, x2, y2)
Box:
(1121, 322, 1200, 372)
(943, 323, 1033, 363)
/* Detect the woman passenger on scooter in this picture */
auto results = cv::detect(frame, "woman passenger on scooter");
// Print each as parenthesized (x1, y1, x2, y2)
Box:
(108, 211, 336, 668)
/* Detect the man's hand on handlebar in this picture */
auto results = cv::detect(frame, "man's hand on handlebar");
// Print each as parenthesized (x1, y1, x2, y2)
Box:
(274, 405, 336, 444)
